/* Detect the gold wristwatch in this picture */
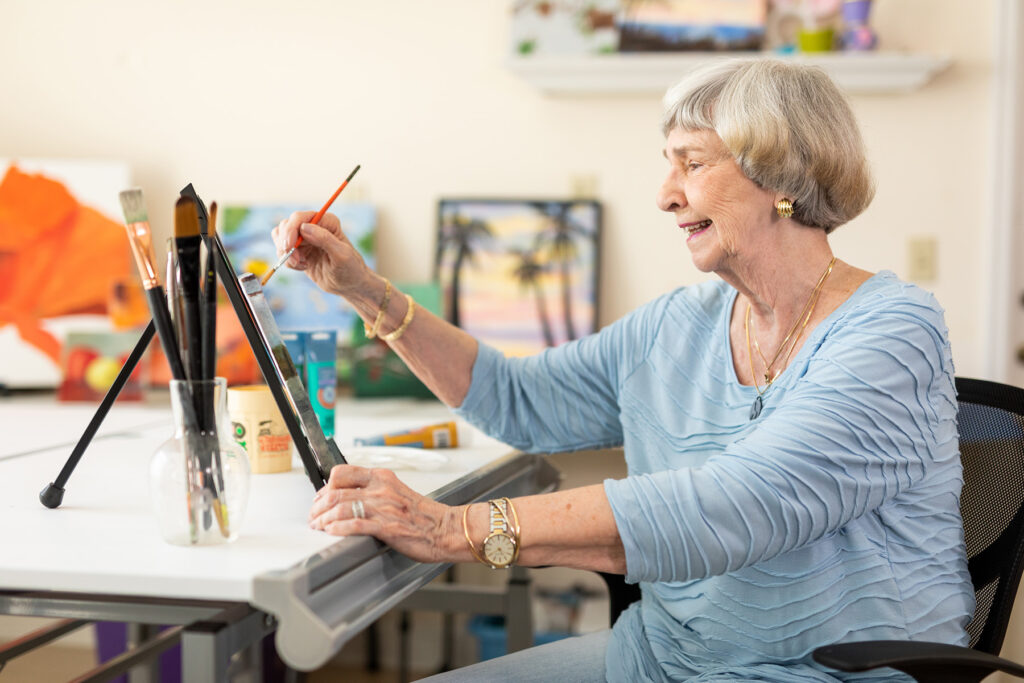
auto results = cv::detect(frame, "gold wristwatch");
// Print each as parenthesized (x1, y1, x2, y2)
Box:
(481, 498, 520, 569)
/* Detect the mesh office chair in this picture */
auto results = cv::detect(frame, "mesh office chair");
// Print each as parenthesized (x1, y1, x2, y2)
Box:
(814, 376, 1024, 681)
(600, 377, 1024, 682)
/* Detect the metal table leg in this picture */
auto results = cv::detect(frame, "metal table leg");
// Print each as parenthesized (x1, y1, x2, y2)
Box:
(505, 566, 533, 653)
(181, 607, 274, 683)
(127, 624, 162, 683)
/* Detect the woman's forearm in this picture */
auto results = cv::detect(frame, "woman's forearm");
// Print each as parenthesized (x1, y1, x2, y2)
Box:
(344, 272, 478, 408)
(449, 485, 627, 575)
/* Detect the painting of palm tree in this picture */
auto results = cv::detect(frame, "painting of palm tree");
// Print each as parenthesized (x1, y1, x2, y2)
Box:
(437, 199, 600, 357)
(436, 211, 493, 327)
(510, 248, 555, 347)
(530, 201, 595, 342)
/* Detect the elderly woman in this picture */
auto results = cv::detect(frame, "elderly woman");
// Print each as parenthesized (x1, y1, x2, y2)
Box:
(273, 59, 973, 681)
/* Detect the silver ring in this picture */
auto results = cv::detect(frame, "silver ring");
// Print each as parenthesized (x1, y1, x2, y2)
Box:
(351, 499, 366, 519)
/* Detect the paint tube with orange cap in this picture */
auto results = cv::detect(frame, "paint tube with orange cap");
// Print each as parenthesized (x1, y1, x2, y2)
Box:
(353, 421, 458, 448)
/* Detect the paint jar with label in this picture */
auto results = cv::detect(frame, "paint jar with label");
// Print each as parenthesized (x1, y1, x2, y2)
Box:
(227, 384, 294, 474)
(305, 331, 337, 439)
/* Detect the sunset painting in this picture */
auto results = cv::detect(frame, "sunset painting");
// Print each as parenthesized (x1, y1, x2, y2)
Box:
(436, 199, 600, 357)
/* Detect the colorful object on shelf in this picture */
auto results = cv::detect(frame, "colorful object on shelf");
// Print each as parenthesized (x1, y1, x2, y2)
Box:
(618, 0, 766, 52)
(510, 0, 619, 56)
(58, 330, 144, 402)
(840, 0, 876, 51)
(797, 26, 834, 51)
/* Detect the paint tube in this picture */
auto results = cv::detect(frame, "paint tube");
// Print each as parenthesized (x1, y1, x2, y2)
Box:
(353, 421, 458, 448)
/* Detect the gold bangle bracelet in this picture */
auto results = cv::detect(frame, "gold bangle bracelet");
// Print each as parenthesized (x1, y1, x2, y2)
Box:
(503, 497, 521, 564)
(462, 503, 487, 564)
(380, 293, 416, 343)
(363, 279, 392, 339)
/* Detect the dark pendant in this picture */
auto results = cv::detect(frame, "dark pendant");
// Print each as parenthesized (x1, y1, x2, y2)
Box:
(750, 395, 763, 420)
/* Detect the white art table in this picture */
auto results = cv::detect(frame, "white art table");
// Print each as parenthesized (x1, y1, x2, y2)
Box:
(0, 395, 559, 681)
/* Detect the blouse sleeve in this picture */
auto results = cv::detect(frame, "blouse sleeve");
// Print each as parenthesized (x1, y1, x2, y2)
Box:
(454, 292, 676, 453)
(604, 291, 960, 584)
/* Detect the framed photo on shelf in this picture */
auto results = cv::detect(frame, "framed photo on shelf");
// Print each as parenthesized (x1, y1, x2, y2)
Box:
(436, 198, 601, 357)
(618, 0, 766, 52)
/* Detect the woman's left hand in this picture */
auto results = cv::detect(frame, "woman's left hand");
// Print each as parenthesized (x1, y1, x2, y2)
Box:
(309, 465, 458, 564)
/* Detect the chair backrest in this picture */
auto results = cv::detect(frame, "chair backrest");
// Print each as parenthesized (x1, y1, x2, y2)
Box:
(954, 377, 1024, 655)
(599, 376, 1024, 649)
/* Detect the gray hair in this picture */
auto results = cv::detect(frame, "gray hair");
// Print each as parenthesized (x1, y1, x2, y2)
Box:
(662, 59, 874, 233)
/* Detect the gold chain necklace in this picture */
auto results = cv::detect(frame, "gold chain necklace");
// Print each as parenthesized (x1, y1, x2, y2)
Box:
(745, 256, 836, 419)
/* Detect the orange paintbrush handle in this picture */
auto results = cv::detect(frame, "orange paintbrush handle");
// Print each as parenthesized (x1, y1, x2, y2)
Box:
(261, 164, 361, 286)
(292, 164, 361, 250)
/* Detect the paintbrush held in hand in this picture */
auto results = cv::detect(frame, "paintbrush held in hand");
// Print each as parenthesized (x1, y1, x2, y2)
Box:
(261, 163, 361, 285)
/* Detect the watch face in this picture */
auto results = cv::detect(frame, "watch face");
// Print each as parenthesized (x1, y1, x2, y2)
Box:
(483, 533, 516, 567)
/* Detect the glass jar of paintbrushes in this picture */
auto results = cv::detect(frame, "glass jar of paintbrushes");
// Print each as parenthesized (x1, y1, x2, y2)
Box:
(151, 377, 250, 545)
(119, 185, 250, 545)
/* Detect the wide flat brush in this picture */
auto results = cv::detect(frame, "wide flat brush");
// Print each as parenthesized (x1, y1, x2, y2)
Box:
(119, 190, 188, 382)
(174, 198, 204, 385)
(120, 188, 201, 541)
(175, 196, 228, 534)
(261, 164, 361, 285)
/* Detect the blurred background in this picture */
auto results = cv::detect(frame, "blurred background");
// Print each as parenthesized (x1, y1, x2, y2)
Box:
(2, 0, 1022, 680)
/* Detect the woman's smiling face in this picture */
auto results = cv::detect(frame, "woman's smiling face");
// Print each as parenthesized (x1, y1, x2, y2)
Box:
(656, 127, 778, 275)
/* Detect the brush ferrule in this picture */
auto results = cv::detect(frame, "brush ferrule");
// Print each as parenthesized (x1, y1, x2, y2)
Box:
(125, 222, 160, 288)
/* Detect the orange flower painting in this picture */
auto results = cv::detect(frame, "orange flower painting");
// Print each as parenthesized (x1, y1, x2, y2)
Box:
(0, 164, 130, 367)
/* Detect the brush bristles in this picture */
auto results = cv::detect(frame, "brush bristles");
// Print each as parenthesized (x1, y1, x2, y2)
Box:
(174, 197, 201, 238)
(208, 202, 217, 236)
(119, 188, 148, 224)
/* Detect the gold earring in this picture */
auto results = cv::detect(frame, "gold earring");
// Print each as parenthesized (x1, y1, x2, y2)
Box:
(775, 198, 793, 218)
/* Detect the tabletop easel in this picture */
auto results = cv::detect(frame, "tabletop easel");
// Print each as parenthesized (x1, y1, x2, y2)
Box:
(40, 210, 345, 509)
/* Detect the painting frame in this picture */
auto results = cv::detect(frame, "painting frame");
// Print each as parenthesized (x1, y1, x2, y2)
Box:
(435, 198, 602, 357)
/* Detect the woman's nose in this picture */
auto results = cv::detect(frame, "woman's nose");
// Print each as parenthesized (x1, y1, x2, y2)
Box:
(656, 173, 685, 213)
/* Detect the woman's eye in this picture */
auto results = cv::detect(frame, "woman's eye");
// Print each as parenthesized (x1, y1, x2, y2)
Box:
(686, 162, 703, 172)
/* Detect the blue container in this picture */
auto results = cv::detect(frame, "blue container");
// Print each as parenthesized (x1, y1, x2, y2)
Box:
(467, 616, 570, 662)
(304, 330, 337, 438)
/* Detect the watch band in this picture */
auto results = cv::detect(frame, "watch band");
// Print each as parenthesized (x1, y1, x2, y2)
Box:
(485, 498, 520, 568)
(490, 498, 509, 535)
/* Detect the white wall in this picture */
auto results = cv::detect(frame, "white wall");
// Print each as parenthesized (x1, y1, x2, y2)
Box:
(0, 0, 1011, 673)
(0, 0, 998, 376)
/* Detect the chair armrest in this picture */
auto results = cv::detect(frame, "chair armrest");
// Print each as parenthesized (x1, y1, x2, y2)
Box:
(812, 640, 1024, 682)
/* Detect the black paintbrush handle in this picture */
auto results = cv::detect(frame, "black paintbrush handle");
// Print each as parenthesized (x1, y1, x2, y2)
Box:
(201, 262, 217, 382)
(145, 286, 187, 381)
(201, 267, 218, 434)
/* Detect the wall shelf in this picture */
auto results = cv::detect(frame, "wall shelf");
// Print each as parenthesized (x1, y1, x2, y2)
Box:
(507, 52, 951, 96)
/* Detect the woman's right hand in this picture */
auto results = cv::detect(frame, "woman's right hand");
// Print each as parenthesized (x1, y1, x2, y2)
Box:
(271, 211, 367, 296)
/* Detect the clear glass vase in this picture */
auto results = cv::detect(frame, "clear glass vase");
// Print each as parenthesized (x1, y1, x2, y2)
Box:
(150, 378, 251, 545)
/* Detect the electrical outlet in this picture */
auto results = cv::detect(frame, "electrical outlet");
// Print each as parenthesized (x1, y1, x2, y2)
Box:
(907, 236, 938, 282)
(569, 174, 598, 198)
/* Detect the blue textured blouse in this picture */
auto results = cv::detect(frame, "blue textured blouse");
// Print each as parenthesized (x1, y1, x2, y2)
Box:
(455, 272, 974, 682)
